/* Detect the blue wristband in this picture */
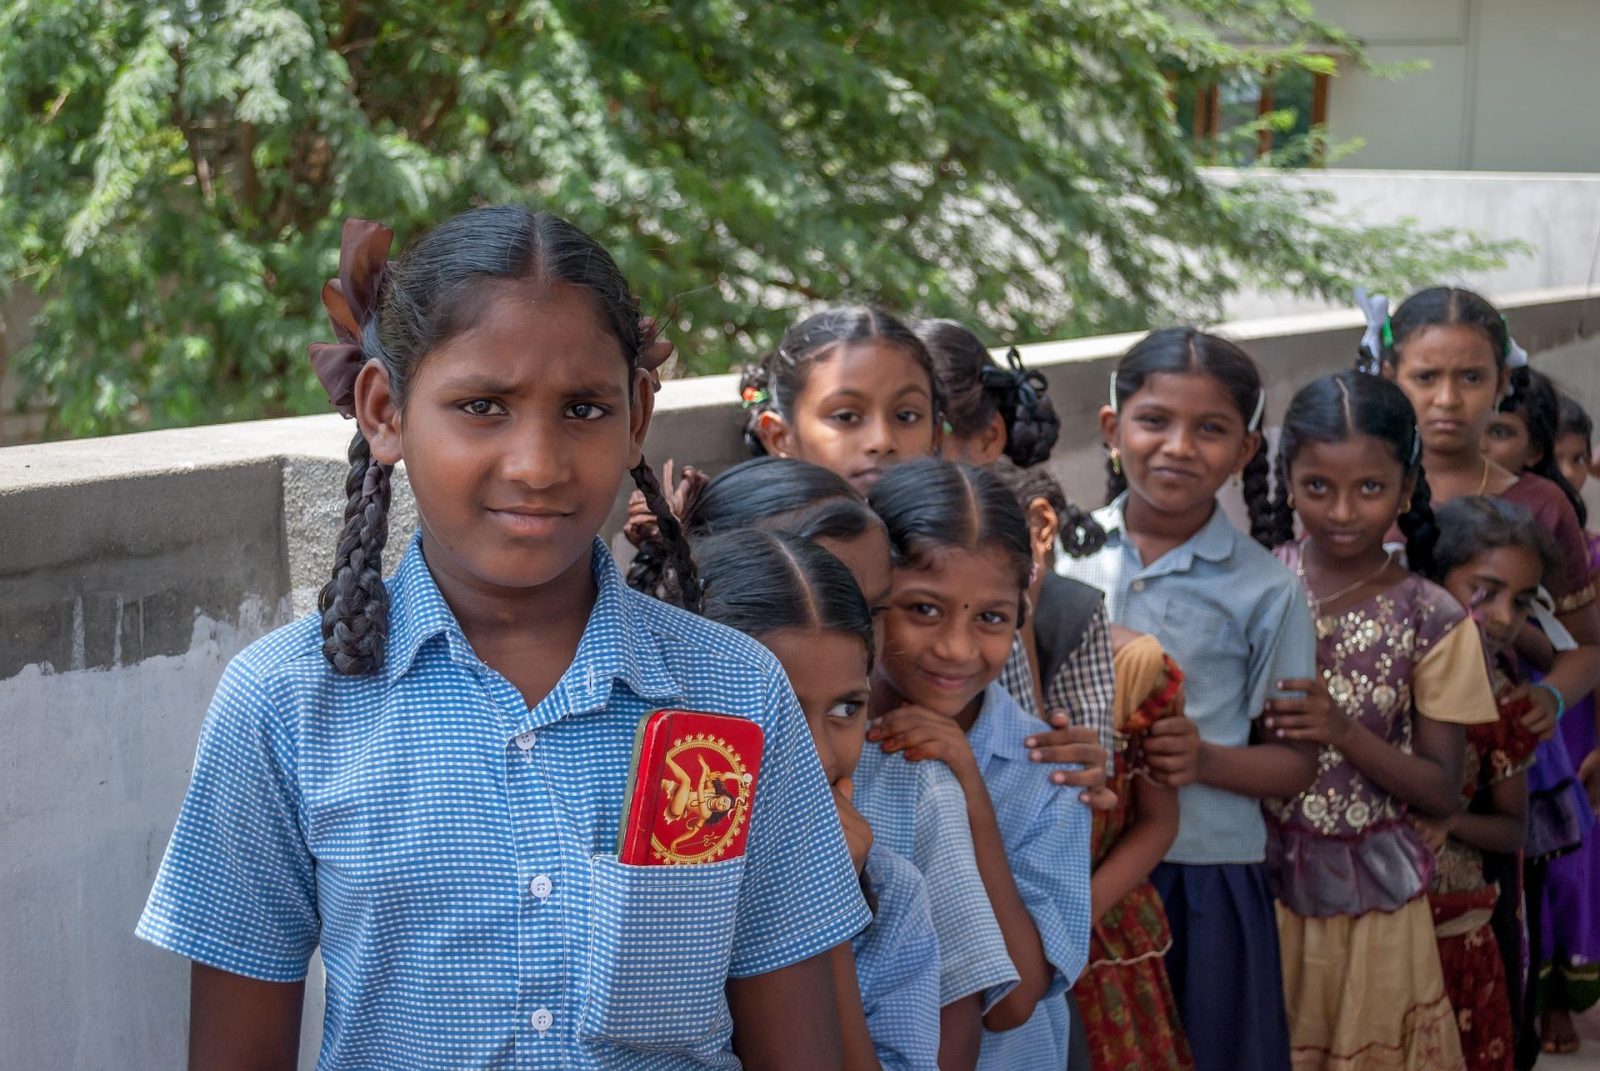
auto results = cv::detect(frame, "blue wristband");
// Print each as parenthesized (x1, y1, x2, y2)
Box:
(1533, 681, 1566, 721)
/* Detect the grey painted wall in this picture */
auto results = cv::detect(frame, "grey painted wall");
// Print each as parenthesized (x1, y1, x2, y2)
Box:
(2, 289, 1597, 1068)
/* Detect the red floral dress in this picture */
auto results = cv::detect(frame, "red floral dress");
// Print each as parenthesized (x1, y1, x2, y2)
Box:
(1073, 634, 1195, 1071)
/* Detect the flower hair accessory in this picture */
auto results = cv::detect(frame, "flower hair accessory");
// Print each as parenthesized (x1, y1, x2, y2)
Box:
(308, 218, 393, 418)
(741, 385, 770, 408)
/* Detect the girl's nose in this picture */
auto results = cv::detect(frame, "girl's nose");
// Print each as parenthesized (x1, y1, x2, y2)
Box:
(862, 415, 896, 457)
(501, 420, 568, 488)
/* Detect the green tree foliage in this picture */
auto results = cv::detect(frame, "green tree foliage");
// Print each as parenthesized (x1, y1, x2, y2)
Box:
(1, 0, 1511, 437)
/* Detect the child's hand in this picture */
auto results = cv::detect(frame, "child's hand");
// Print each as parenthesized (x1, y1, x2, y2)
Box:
(1513, 683, 1560, 741)
(1143, 708, 1203, 787)
(1265, 677, 1349, 747)
(832, 778, 873, 876)
(1409, 813, 1454, 853)
(1025, 713, 1115, 809)
(1578, 746, 1600, 813)
(868, 705, 977, 776)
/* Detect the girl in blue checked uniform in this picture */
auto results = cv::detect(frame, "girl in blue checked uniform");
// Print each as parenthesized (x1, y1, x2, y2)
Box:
(866, 458, 1095, 1071)
(136, 208, 870, 1071)
(629, 456, 1020, 1070)
(1057, 328, 1321, 1071)
(692, 528, 941, 1071)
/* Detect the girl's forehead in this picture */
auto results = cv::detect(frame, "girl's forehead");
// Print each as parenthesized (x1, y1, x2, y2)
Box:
(417, 280, 630, 386)
(1396, 323, 1499, 369)
(1126, 370, 1240, 415)
(1464, 545, 1543, 586)
(1292, 433, 1401, 471)
(806, 340, 931, 395)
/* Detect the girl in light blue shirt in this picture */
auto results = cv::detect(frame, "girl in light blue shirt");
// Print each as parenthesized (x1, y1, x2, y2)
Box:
(1058, 327, 1319, 1071)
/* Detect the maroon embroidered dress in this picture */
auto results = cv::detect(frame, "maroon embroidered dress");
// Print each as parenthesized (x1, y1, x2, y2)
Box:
(1268, 547, 1498, 1070)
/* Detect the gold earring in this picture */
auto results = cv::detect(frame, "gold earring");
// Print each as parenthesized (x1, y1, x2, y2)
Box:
(1109, 448, 1123, 475)
(1232, 472, 1242, 489)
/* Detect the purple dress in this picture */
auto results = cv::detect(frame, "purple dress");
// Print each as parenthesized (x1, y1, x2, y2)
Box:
(1539, 532, 1600, 1013)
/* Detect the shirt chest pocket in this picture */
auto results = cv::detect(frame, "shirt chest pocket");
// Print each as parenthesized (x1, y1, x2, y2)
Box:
(1157, 595, 1245, 662)
(579, 853, 746, 1056)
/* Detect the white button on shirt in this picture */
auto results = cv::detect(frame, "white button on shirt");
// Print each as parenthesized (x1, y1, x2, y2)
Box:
(514, 730, 537, 751)
(529, 874, 553, 899)
(531, 1008, 554, 1034)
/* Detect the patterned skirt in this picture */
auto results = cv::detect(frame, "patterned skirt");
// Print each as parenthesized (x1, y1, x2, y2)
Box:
(1431, 888, 1515, 1071)
(1277, 897, 1464, 1071)
(1074, 880, 1194, 1071)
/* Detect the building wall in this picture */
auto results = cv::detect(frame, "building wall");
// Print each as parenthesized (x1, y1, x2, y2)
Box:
(1, 288, 1597, 1068)
(1318, 0, 1600, 171)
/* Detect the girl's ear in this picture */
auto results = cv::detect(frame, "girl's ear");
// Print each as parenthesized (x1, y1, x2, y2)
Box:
(756, 409, 795, 457)
(628, 367, 657, 468)
(1098, 404, 1119, 448)
(354, 359, 403, 464)
(1026, 496, 1060, 564)
(1235, 430, 1263, 474)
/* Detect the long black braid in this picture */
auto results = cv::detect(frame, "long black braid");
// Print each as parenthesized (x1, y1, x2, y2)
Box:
(319, 432, 392, 674)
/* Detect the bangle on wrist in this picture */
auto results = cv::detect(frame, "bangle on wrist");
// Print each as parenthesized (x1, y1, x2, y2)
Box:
(1533, 681, 1566, 720)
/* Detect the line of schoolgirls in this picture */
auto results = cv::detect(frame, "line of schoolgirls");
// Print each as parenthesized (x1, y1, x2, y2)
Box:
(136, 206, 1600, 1071)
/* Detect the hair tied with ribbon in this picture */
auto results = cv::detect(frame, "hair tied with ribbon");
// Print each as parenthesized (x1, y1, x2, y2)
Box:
(309, 219, 394, 418)
(1354, 287, 1389, 376)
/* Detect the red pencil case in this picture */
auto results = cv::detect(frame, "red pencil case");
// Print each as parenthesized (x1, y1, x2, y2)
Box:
(618, 709, 766, 865)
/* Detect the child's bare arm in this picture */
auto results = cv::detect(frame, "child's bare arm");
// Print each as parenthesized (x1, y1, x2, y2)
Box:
(938, 995, 982, 1071)
(1448, 772, 1528, 856)
(189, 963, 304, 1071)
(825, 943, 880, 1071)
(728, 953, 844, 1069)
(1090, 774, 1178, 921)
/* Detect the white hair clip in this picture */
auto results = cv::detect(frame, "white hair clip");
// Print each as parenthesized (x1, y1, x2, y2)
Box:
(1107, 370, 1119, 414)
(1506, 337, 1529, 369)
(1354, 288, 1389, 375)
(1249, 388, 1265, 432)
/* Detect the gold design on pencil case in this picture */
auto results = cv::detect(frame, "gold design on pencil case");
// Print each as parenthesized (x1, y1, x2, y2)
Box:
(654, 733, 755, 864)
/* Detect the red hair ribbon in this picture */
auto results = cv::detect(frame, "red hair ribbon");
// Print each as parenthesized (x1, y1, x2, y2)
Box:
(308, 218, 393, 418)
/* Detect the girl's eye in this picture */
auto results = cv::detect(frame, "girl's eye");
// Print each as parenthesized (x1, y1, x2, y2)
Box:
(1136, 414, 1166, 428)
(461, 399, 506, 417)
(1463, 371, 1482, 384)
(1361, 480, 1384, 494)
(828, 701, 863, 720)
(896, 409, 925, 424)
(977, 610, 1010, 626)
(1304, 478, 1327, 493)
(1413, 372, 1436, 385)
(908, 603, 940, 619)
(829, 411, 862, 426)
(1199, 421, 1225, 435)
(566, 402, 607, 421)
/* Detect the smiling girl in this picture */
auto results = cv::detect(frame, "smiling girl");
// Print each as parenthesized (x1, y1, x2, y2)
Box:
(1058, 327, 1319, 1071)
(866, 458, 1092, 1071)
(136, 209, 869, 1070)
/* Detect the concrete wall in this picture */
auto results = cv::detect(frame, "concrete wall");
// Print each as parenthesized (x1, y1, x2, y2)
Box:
(1316, 0, 1600, 171)
(2, 287, 1598, 1068)
(1217, 169, 1600, 319)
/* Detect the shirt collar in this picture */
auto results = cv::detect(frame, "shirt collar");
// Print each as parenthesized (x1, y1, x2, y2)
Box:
(1097, 493, 1237, 574)
(964, 682, 1010, 769)
(383, 533, 682, 708)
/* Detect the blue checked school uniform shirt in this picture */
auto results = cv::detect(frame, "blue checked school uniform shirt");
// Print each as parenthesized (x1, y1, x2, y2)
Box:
(853, 844, 942, 1071)
(854, 743, 1020, 1010)
(967, 682, 1093, 1071)
(1058, 496, 1318, 865)
(136, 534, 870, 1071)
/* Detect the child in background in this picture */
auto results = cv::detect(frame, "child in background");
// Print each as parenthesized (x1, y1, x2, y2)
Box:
(694, 529, 942, 1071)
(867, 459, 1093, 1070)
(1420, 496, 1552, 1071)
(915, 318, 1060, 469)
(633, 456, 1017, 1069)
(1058, 327, 1319, 1071)
(740, 306, 943, 493)
(1538, 394, 1600, 1057)
(1265, 371, 1500, 1070)
(136, 208, 869, 1069)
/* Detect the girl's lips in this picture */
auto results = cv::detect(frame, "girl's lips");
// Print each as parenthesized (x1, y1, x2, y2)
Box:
(487, 508, 572, 538)
(917, 666, 975, 691)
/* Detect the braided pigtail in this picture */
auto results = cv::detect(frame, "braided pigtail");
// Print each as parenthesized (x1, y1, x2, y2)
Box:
(1267, 454, 1296, 548)
(738, 361, 774, 456)
(986, 349, 1060, 467)
(630, 458, 702, 613)
(319, 431, 393, 675)
(1241, 437, 1277, 549)
(1398, 470, 1440, 578)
